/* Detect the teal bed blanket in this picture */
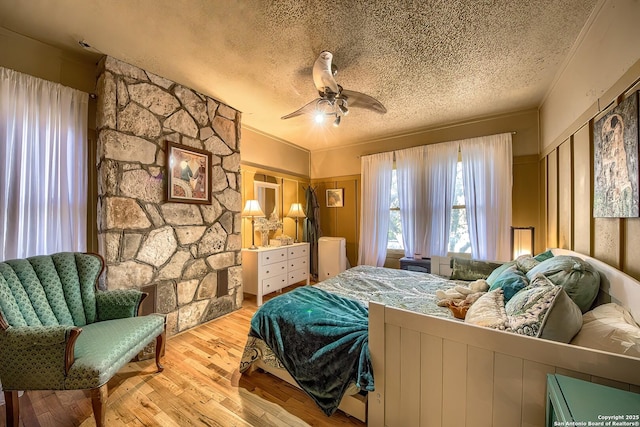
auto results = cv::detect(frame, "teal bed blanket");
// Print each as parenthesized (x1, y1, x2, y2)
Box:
(248, 285, 374, 416)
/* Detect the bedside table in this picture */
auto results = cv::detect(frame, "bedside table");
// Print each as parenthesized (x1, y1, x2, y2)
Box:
(399, 257, 431, 273)
(546, 374, 640, 426)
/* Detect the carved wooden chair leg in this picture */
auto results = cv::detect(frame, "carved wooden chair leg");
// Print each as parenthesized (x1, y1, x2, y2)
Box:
(5, 391, 19, 427)
(90, 384, 108, 427)
(156, 331, 166, 372)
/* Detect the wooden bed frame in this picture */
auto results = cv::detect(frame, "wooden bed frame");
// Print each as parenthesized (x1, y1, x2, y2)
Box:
(247, 249, 640, 425)
(367, 248, 640, 426)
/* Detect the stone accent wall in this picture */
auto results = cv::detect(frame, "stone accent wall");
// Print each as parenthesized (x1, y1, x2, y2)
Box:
(95, 57, 242, 336)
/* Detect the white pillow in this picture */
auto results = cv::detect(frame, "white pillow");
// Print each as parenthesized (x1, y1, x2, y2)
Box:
(570, 303, 640, 358)
(464, 289, 507, 330)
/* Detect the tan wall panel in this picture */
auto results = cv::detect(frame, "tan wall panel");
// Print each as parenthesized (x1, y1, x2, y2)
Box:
(311, 109, 539, 179)
(241, 127, 310, 178)
(558, 139, 573, 249)
(573, 124, 592, 255)
(334, 178, 359, 267)
(539, 159, 548, 251)
(311, 177, 360, 267)
(281, 177, 302, 240)
(240, 165, 310, 249)
(547, 150, 559, 249)
(539, 0, 640, 151)
(624, 219, 640, 281)
(593, 218, 621, 269)
(0, 27, 98, 94)
(512, 156, 539, 231)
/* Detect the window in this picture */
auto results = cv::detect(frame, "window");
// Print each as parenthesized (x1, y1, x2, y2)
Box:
(386, 162, 471, 253)
(448, 161, 471, 253)
(387, 169, 403, 249)
(0, 68, 88, 261)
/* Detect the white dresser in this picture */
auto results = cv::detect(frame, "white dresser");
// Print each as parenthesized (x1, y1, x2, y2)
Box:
(241, 242, 310, 306)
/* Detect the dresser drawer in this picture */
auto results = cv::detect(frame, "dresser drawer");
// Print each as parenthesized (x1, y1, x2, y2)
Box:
(262, 274, 287, 294)
(260, 260, 287, 278)
(287, 244, 308, 259)
(260, 248, 287, 265)
(289, 267, 308, 285)
(288, 256, 308, 271)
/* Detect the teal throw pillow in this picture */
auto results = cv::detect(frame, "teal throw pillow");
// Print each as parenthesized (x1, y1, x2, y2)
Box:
(534, 250, 554, 262)
(525, 255, 600, 313)
(488, 265, 529, 302)
(486, 261, 515, 287)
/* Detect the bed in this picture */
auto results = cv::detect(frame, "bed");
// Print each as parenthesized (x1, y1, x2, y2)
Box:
(239, 249, 640, 426)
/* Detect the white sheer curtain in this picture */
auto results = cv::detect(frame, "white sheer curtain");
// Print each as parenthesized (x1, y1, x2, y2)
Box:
(396, 146, 427, 258)
(0, 67, 89, 261)
(358, 151, 393, 266)
(423, 141, 459, 257)
(460, 133, 512, 261)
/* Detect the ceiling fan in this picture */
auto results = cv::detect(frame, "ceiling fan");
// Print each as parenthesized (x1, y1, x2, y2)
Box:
(281, 51, 387, 126)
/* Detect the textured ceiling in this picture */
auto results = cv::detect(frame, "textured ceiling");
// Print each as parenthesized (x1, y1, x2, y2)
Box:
(0, 0, 598, 151)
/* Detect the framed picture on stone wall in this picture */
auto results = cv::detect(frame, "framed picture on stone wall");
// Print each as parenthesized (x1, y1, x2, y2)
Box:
(166, 141, 212, 204)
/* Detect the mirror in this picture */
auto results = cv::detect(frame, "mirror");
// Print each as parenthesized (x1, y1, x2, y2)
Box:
(254, 180, 280, 220)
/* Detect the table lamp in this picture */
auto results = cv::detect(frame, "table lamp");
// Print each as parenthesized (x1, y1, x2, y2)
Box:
(286, 203, 306, 243)
(242, 200, 265, 249)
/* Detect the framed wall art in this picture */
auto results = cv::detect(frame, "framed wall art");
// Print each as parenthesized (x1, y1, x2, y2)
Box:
(593, 91, 639, 217)
(326, 188, 344, 208)
(166, 141, 212, 204)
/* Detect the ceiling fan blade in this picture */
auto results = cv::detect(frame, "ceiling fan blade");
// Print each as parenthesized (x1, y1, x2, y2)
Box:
(281, 98, 322, 120)
(340, 89, 387, 114)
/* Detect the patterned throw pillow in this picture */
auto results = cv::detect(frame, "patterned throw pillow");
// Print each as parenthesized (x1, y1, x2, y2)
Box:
(450, 258, 503, 281)
(515, 254, 540, 274)
(505, 274, 583, 343)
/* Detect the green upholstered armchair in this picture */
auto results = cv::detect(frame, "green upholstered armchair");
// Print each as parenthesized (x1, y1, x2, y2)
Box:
(0, 252, 166, 427)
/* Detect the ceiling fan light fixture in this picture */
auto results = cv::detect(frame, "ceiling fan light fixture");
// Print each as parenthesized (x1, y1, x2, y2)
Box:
(333, 115, 341, 127)
(314, 112, 325, 124)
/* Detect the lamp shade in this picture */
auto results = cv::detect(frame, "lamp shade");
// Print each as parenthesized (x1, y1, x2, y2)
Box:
(242, 200, 265, 217)
(286, 203, 306, 218)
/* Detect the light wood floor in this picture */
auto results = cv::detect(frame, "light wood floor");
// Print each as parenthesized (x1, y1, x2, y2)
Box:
(0, 286, 366, 426)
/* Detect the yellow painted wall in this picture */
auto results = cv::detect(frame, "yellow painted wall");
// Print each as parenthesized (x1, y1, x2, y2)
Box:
(0, 27, 99, 94)
(311, 109, 539, 179)
(241, 127, 310, 178)
(539, 0, 640, 279)
(240, 165, 310, 250)
(540, 0, 640, 152)
(310, 176, 361, 268)
(306, 109, 541, 264)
